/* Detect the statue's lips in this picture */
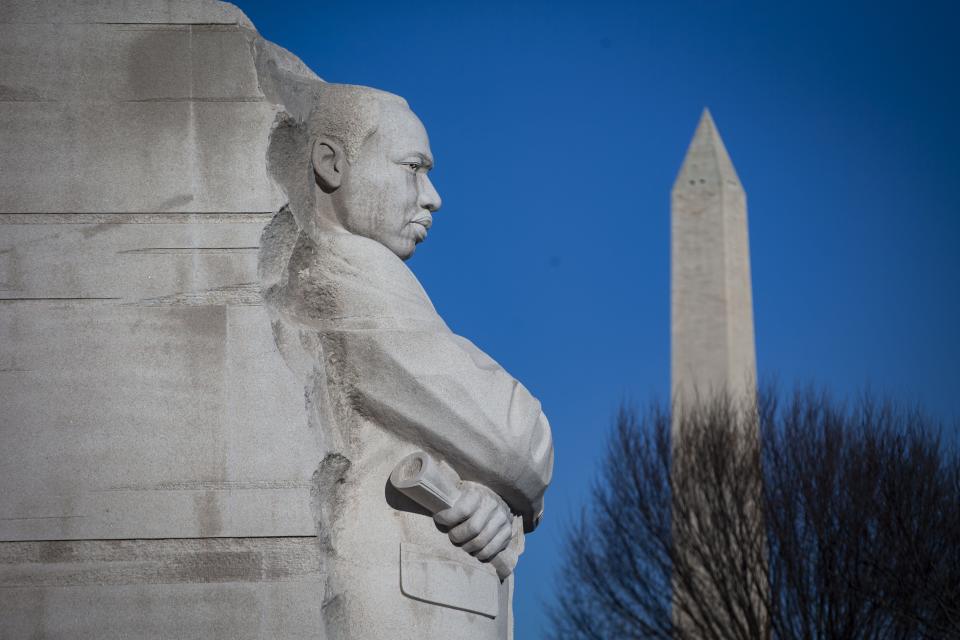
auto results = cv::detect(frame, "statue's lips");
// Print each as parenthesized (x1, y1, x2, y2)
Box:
(411, 215, 432, 241)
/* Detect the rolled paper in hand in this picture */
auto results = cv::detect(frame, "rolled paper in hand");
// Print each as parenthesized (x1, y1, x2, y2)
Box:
(390, 450, 518, 581)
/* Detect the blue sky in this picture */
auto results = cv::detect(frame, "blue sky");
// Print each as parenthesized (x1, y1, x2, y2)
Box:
(235, 1, 960, 635)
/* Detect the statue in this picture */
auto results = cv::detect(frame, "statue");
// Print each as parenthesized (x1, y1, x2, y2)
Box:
(261, 84, 554, 639)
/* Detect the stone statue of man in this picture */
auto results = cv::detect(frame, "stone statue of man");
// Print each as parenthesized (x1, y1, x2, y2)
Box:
(261, 83, 553, 640)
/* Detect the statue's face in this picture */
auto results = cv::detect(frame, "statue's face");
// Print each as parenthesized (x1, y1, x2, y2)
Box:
(334, 104, 442, 260)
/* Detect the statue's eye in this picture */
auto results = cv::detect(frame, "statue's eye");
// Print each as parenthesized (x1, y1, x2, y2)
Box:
(403, 162, 422, 172)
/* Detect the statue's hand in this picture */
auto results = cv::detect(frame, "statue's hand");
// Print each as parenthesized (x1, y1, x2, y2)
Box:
(434, 481, 513, 562)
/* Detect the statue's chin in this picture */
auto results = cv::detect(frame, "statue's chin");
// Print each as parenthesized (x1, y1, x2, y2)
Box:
(388, 239, 417, 262)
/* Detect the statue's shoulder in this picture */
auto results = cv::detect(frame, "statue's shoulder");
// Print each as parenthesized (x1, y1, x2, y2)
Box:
(327, 232, 426, 289)
(280, 231, 445, 331)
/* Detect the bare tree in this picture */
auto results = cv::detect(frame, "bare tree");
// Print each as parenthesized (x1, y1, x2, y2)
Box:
(547, 387, 960, 640)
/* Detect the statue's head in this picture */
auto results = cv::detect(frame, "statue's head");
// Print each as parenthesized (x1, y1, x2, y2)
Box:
(277, 83, 442, 261)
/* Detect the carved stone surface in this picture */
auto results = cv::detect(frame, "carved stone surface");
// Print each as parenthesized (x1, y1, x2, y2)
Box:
(1, 538, 323, 639)
(262, 82, 554, 639)
(0, 2, 553, 638)
(0, 1, 326, 636)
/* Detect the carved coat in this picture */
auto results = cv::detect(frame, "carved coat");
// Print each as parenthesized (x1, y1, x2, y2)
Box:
(264, 215, 553, 640)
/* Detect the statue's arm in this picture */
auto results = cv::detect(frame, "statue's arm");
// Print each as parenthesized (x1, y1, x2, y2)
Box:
(326, 326, 553, 531)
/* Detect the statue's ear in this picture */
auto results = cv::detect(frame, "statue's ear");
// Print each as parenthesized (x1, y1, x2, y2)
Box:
(311, 137, 344, 193)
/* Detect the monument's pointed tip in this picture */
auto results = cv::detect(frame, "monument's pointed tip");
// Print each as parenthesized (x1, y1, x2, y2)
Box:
(674, 108, 742, 191)
(691, 107, 713, 133)
(691, 108, 720, 148)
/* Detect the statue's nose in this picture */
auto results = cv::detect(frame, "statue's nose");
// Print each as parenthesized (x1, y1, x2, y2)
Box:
(418, 174, 441, 213)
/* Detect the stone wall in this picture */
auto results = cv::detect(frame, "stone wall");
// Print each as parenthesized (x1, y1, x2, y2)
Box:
(0, 2, 328, 636)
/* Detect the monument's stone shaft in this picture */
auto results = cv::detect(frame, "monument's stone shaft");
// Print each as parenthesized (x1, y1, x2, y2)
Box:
(670, 109, 767, 638)
(671, 109, 757, 407)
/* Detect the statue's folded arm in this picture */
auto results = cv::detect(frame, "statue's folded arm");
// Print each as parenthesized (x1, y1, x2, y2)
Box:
(326, 326, 553, 531)
(274, 231, 554, 530)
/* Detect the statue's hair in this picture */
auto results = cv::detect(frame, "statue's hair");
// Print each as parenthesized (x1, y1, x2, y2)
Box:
(306, 83, 408, 163)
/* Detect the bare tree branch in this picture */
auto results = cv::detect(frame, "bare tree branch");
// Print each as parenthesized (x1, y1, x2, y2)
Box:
(547, 386, 960, 640)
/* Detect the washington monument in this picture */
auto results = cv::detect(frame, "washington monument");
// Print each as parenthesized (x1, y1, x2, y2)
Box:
(670, 109, 766, 637)
(671, 108, 757, 408)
